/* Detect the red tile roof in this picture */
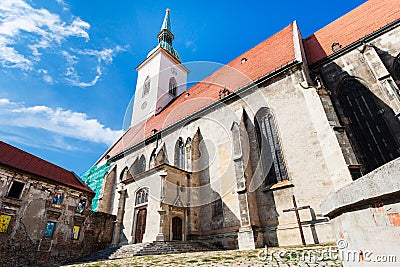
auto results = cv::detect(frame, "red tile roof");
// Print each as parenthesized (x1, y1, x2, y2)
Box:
(0, 141, 93, 193)
(304, 0, 400, 65)
(103, 23, 296, 160)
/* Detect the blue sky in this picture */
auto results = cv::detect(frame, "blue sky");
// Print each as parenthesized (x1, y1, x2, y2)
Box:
(0, 0, 365, 174)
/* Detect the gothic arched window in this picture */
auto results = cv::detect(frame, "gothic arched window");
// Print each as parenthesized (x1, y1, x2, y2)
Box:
(169, 77, 177, 97)
(185, 138, 192, 171)
(337, 78, 400, 172)
(149, 149, 156, 169)
(174, 138, 185, 169)
(130, 155, 146, 176)
(255, 108, 287, 185)
(135, 188, 149, 206)
(138, 155, 146, 173)
(143, 76, 150, 97)
(119, 167, 128, 181)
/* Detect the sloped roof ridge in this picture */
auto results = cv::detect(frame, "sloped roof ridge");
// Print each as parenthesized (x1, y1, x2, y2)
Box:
(0, 141, 93, 193)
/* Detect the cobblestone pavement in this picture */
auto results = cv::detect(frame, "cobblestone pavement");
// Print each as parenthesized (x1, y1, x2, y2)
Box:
(64, 245, 343, 267)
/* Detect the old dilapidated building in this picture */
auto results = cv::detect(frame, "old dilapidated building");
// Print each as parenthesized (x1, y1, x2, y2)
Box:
(0, 141, 115, 266)
(87, 0, 400, 251)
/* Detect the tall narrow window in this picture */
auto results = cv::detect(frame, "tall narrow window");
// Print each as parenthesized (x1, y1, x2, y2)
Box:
(337, 78, 400, 172)
(143, 76, 150, 97)
(136, 188, 149, 206)
(255, 108, 287, 185)
(169, 77, 177, 97)
(185, 138, 192, 171)
(138, 155, 146, 174)
(149, 150, 156, 169)
(174, 138, 185, 169)
(119, 167, 128, 181)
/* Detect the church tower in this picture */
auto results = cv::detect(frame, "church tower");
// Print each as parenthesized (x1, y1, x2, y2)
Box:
(131, 9, 189, 126)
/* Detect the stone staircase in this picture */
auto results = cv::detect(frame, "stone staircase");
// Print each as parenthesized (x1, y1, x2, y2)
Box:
(68, 241, 219, 264)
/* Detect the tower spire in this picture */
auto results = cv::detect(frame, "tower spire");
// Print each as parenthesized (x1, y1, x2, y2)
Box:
(149, 8, 180, 62)
(158, 8, 174, 46)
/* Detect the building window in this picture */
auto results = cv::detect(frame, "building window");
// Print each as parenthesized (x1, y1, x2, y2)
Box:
(130, 155, 146, 176)
(52, 191, 64, 208)
(43, 222, 56, 237)
(72, 225, 81, 240)
(138, 155, 146, 174)
(76, 199, 87, 214)
(136, 188, 149, 206)
(337, 78, 400, 172)
(119, 167, 128, 181)
(149, 150, 156, 169)
(174, 138, 185, 169)
(6, 181, 25, 199)
(169, 77, 177, 97)
(0, 215, 12, 233)
(255, 108, 287, 185)
(185, 138, 192, 171)
(143, 76, 150, 97)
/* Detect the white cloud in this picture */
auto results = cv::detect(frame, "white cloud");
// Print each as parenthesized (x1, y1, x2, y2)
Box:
(0, 98, 123, 146)
(0, 0, 90, 71)
(64, 46, 125, 87)
(0, 98, 11, 105)
(39, 69, 54, 84)
(0, 1, 125, 87)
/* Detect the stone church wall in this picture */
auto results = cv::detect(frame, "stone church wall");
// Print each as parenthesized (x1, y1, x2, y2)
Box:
(109, 63, 354, 248)
(0, 166, 115, 267)
(316, 25, 400, 175)
(248, 67, 351, 246)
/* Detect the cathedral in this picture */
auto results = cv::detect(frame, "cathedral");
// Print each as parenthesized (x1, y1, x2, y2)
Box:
(90, 0, 400, 250)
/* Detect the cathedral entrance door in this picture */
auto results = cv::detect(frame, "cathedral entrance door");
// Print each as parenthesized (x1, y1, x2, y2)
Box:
(172, 217, 182, 241)
(135, 209, 147, 243)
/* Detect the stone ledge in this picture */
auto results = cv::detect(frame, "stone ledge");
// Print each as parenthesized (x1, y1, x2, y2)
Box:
(263, 180, 294, 191)
(320, 157, 400, 217)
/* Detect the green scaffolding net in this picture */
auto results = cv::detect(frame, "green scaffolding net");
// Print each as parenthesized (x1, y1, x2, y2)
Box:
(80, 161, 110, 211)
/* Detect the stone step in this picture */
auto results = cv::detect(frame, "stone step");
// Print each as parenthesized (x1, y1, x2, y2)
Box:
(67, 240, 220, 263)
(110, 241, 218, 259)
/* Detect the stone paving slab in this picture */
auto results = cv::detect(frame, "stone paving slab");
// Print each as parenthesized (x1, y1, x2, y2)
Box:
(63, 245, 342, 267)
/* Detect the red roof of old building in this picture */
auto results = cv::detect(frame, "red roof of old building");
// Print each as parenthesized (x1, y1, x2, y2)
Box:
(103, 22, 297, 160)
(0, 141, 93, 193)
(304, 0, 400, 65)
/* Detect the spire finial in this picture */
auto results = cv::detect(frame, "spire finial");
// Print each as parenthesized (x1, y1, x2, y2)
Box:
(160, 8, 172, 32)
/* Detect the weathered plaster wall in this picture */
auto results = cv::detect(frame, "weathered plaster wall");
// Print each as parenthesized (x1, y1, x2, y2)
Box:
(0, 165, 115, 267)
